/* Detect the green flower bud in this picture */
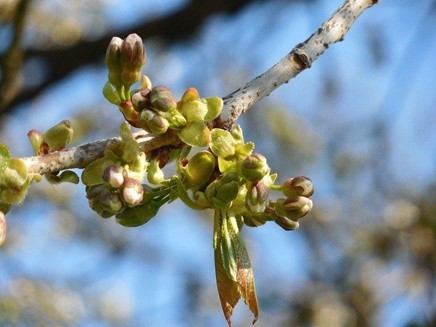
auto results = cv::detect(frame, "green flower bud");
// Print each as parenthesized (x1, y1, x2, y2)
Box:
(150, 115, 170, 135)
(246, 180, 269, 213)
(27, 129, 44, 155)
(0, 210, 6, 246)
(121, 178, 144, 206)
(239, 153, 269, 182)
(205, 173, 240, 209)
(275, 196, 313, 220)
(86, 185, 114, 218)
(147, 160, 165, 185)
(139, 108, 170, 134)
(281, 176, 314, 197)
(184, 151, 216, 189)
(103, 165, 126, 189)
(44, 120, 74, 151)
(85, 184, 107, 201)
(150, 86, 177, 112)
(178, 121, 211, 147)
(120, 34, 146, 88)
(100, 192, 124, 214)
(131, 87, 151, 111)
(105, 36, 123, 89)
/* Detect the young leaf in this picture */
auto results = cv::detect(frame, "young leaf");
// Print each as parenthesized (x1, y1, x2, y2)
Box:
(214, 210, 259, 326)
(215, 246, 243, 327)
(178, 121, 211, 147)
(0, 143, 11, 177)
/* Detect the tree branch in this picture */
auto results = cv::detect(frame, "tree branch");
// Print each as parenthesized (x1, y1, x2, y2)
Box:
(19, 0, 379, 175)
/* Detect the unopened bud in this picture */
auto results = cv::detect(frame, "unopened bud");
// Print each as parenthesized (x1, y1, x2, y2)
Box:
(246, 180, 269, 213)
(239, 153, 269, 182)
(205, 173, 240, 209)
(44, 120, 74, 151)
(101, 192, 124, 214)
(103, 165, 126, 189)
(27, 129, 44, 155)
(185, 151, 216, 189)
(121, 178, 144, 206)
(275, 196, 313, 220)
(139, 109, 169, 135)
(150, 86, 177, 112)
(131, 88, 151, 111)
(105, 36, 123, 89)
(282, 176, 314, 197)
(274, 215, 300, 231)
(120, 34, 146, 88)
(0, 211, 6, 246)
(243, 211, 269, 227)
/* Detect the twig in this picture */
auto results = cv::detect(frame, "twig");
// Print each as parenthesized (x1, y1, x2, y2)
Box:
(19, 0, 380, 175)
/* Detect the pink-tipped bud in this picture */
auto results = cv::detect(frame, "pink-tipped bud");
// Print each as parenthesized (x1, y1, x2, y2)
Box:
(282, 176, 314, 197)
(0, 211, 6, 246)
(121, 178, 144, 206)
(103, 165, 126, 189)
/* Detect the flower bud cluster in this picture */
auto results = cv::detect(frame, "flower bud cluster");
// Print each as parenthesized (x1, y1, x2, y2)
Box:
(86, 165, 146, 218)
(92, 34, 315, 234)
(105, 34, 146, 96)
(132, 84, 223, 147)
(103, 35, 223, 138)
(271, 176, 314, 230)
(174, 125, 314, 231)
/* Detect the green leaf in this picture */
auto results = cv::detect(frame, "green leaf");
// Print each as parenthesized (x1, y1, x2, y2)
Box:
(220, 212, 238, 281)
(214, 210, 259, 326)
(204, 97, 223, 121)
(178, 121, 211, 147)
(102, 81, 121, 105)
(0, 143, 11, 178)
(115, 200, 159, 227)
(119, 122, 140, 163)
(210, 129, 235, 159)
